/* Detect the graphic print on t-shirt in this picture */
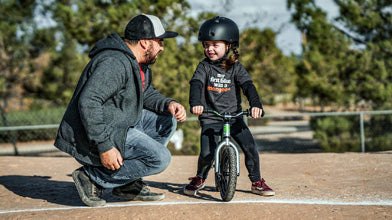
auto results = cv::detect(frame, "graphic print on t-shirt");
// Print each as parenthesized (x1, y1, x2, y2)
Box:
(207, 73, 232, 93)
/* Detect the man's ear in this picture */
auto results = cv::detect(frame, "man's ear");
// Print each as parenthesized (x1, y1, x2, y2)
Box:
(139, 39, 150, 50)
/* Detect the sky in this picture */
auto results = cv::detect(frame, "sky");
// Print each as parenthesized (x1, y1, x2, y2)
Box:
(188, 0, 340, 55)
(33, 0, 340, 55)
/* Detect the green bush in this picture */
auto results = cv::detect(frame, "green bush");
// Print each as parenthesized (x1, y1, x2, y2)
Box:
(0, 107, 66, 143)
(310, 116, 361, 152)
(365, 114, 392, 151)
(310, 114, 392, 152)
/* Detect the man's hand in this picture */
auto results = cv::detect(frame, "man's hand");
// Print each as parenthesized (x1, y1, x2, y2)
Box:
(100, 147, 123, 171)
(192, 105, 204, 115)
(168, 101, 187, 122)
(251, 107, 264, 118)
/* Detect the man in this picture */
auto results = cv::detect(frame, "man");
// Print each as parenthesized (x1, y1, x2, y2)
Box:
(54, 14, 186, 207)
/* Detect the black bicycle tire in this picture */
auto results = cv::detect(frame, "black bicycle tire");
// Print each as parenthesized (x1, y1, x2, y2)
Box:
(215, 146, 237, 201)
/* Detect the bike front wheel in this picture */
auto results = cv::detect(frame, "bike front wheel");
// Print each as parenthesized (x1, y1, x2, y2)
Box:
(215, 146, 237, 201)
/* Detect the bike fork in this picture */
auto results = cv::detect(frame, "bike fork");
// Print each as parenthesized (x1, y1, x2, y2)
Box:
(214, 139, 240, 176)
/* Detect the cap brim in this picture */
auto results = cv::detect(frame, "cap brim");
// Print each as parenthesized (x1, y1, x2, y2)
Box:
(156, 31, 178, 39)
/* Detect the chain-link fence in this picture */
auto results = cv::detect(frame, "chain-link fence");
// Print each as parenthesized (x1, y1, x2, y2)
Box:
(1, 108, 392, 156)
(0, 107, 65, 155)
(257, 110, 392, 153)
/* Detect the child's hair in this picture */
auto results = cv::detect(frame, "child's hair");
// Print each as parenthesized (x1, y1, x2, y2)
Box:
(222, 46, 240, 71)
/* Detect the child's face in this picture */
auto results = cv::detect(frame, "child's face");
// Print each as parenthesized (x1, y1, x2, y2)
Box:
(203, 41, 228, 61)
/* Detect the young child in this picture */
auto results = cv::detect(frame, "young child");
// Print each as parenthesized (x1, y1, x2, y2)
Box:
(184, 16, 274, 197)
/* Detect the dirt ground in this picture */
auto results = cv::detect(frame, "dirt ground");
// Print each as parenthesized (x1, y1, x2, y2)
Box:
(0, 152, 391, 219)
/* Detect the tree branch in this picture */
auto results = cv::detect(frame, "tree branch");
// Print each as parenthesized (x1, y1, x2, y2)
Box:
(332, 24, 367, 44)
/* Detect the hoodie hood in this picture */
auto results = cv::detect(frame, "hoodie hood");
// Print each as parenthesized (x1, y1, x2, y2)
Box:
(89, 33, 135, 59)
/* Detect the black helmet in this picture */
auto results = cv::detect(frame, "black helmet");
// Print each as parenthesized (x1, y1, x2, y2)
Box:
(198, 16, 239, 48)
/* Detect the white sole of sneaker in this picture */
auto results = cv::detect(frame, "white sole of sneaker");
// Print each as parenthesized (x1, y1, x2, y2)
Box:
(262, 191, 275, 196)
(251, 188, 275, 196)
(183, 187, 198, 196)
(183, 183, 205, 196)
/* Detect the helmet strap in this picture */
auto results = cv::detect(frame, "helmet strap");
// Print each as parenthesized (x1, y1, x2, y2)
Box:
(206, 54, 228, 65)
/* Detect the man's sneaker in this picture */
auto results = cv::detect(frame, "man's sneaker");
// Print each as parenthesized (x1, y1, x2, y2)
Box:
(183, 176, 205, 196)
(251, 178, 275, 196)
(112, 179, 165, 201)
(72, 167, 106, 207)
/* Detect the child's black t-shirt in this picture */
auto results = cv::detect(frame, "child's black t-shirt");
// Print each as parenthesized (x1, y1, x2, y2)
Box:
(189, 59, 261, 125)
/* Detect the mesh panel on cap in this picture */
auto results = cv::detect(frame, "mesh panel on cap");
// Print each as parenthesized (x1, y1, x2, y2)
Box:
(143, 14, 165, 37)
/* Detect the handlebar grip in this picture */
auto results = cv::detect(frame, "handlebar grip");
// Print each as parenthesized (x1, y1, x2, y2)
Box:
(248, 107, 265, 118)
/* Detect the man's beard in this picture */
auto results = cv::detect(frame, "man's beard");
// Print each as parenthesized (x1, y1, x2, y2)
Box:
(144, 45, 159, 65)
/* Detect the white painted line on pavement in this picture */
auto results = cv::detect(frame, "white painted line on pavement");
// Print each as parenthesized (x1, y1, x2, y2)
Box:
(1, 199, 392, 214)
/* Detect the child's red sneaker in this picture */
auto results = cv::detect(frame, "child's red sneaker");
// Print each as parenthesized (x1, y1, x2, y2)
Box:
(251, 178, 275, 196)
(184, 176, 205, 196)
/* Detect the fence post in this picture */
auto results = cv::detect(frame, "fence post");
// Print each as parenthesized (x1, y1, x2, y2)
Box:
(360, 112, 365, 152)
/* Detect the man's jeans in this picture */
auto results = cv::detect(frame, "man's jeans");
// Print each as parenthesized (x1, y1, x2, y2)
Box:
(83, 110, 176, 188)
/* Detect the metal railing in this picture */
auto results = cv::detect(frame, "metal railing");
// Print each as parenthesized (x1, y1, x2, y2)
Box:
(262, 110, 392, 153)
(1, 110, 392, 155)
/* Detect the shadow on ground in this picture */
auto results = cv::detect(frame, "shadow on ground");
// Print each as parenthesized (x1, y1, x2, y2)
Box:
(0, 175, 225, 206)
(145, 180, 222, 202)
(0, 175, 84, 206)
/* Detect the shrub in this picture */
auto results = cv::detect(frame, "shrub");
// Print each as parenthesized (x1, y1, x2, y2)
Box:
(0, 107, 66, 143)
(310, 114, 392, 152)
(366, 114, 392, 151)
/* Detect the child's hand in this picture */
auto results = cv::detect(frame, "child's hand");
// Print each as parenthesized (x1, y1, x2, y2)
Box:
(251, 107, 263, 118)
(192, 106, 204, 115)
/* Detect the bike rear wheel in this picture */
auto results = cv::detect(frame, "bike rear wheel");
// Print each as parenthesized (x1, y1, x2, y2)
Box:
(215, 146, 237, 201)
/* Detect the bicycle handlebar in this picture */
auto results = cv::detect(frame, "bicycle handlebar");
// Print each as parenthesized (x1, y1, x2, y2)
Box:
(202, 109, 250, 120)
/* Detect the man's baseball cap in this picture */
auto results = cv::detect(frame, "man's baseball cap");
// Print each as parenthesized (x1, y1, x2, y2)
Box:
(125, 14, 178, 40)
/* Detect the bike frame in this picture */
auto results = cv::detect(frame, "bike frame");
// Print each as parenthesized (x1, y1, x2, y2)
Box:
(203, 110, 249, 177)
(199, 109, 251, 201)
(214, 122, 241, 176)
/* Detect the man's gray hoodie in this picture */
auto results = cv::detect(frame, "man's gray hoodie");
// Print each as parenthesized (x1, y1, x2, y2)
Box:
(54, 33, 175, 166)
